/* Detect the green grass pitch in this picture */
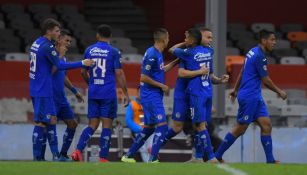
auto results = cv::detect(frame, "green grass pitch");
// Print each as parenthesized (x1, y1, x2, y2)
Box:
(0, 162, 306, 175)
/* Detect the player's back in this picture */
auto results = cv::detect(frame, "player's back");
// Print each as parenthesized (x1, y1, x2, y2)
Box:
(84, 41, 122, 99)
(238, 46, 268, 99)
(29, 36, 56, 97)
(181, 46, 213, 97)
(140, 46, 164, 101)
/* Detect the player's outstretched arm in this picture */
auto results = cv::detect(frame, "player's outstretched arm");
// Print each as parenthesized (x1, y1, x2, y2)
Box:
(178, 67, 208, 78)
(64, 76, 84, 102)
(164, 58, 180, 72)
(116, 69, 130, 107)
(81, 68, 90, 85)
(210, 74, 229, 84)
(168, 42, 186, 54)
(140, 74, 169, 93)
(262, 76, 287, 100)
(46, 46, 94, 70)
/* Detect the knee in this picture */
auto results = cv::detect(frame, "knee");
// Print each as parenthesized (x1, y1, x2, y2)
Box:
(194, 122, 206, 132)
(232, 124, 248, 137)
(89, 121, 99, 130)
(173, 123, 183, 133)
(67, 120, 78, 129)
(261, 123, 272, 134)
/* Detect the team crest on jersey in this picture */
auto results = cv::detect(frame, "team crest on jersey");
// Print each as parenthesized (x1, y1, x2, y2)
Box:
(157, 114, 163, 120)
(263, 65, 267, 71)
(52, 51, 57, 56)
(244, 115, 249, 120)
(175, 112, 180, 118)
(145, 64, 151, 70)
(46, 114, 51, 119)
(160, 63, 164, 70)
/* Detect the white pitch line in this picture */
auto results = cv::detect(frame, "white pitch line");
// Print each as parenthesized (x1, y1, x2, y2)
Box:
(216, 164, 248, 175)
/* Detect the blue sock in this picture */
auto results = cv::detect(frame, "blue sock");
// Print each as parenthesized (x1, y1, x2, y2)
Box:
(47, 125, 59, 158)
(126, 127, 155, 158)
(149, 124, 168, 161)
(77, 127, 95, 151)
(41, 128, 47, 160)
(32, 126, 45, 160)
(215, 132, 237, 159)
(261, 135, 275, 163)
(199, 129, 215, 160)
(194, 131, 204, 159)
(161, 128, 178, 147)
(99, 128, 112, 159)
(60, 128, 76, 156)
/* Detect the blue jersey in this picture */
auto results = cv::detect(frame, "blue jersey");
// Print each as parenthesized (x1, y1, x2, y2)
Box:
(84, 41, 122, 99)
(173, 60, 189, 99)
(238, 45, 268, 99)
(52, 57, 68, 104)
(140, 46, 164, 102)
(29, 36, 83, 97)
(173, 46, 214, 97)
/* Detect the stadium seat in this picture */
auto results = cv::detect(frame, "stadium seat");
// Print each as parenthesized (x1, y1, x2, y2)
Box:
(7, 13, 31, 22)
(33, 13, 58, 23)
(1, 3, 24, 14)
(295, 41, 307, 51)
(0, 20, 5, 29)
(264, 98, 287, 108)
(302, 49, 307, 58)
(280, 23, 304, 34)
(280, 56, 305, 65)
(229, 30, 254, 41)
(28, 4, 52, 14)
(225, 104, 239, 117)
(236, 39, 258, 54)
(267, 56, 277, 64)
(225, 55, 245, 72)
(0, 13, 4, 20)
(274, 39, 291, 49)
(111, 37, 132, 46)
(267, 105, 281, 116)
(287, 98, 307, 105)
(251, 23, 275, 33)
(118, 46, 138, 54)
(272, 48, 298, 59)
(121, 54, 143, 63)
(287, 32, 307, 42)
(227, 23, 246, 33)
(281, 105, 307, 116)
(286, 89, 306, 98)
(226, 47, 240, 55)
(55, 4, 79, 14)
(66, 54, 83, 61)
(5, 53, 28, 61)
(226, 40, 234, 47)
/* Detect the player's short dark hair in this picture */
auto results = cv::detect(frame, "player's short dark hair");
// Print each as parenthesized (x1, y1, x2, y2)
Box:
(187, 28, 202, 45)
(97, 24, 112, 38)
(258, 29, 275, 42)
(41, 18, 61, 35)
(153, 28, 168, 41)
(60, 29, 72, 37)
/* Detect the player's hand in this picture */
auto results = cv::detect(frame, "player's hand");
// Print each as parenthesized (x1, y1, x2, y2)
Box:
(220, 74, 229, 84)
(199, 66, 209, 75)
(278, 90, 287, 100)
(82, 59, 95, 67)
(162, 84, 170, 94)
(75, 92, 84, 103)
(229, 90, 237, 103)
(123, 95, 130, 107)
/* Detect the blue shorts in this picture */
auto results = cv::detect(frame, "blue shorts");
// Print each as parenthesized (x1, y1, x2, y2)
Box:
(237, 97, 269, 124)
(172, 97, 190, 122)
(189, 95, 212, 123)
(31, 97, 56, 124)
(55, 102, 74, 121)
(88, 98, 117, 119)
(141, 99, 166, 125)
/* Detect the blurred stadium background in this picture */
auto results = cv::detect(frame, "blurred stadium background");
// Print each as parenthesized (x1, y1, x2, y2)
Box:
(0, 0, 307, 165)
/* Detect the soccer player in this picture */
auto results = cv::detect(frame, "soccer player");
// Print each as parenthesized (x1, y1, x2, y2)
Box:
(121, 28, 178, 163)
(168, 28, 219, 163)
(41, 29, 85, 161)
(125, 86, 152, 162)
(71, 24, 130, 163)
(214, 30, 287, 163)
(30, 18, 93, 161)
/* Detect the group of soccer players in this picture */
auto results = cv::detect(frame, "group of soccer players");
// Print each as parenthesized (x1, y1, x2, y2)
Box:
(29, 17, 287, 163)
